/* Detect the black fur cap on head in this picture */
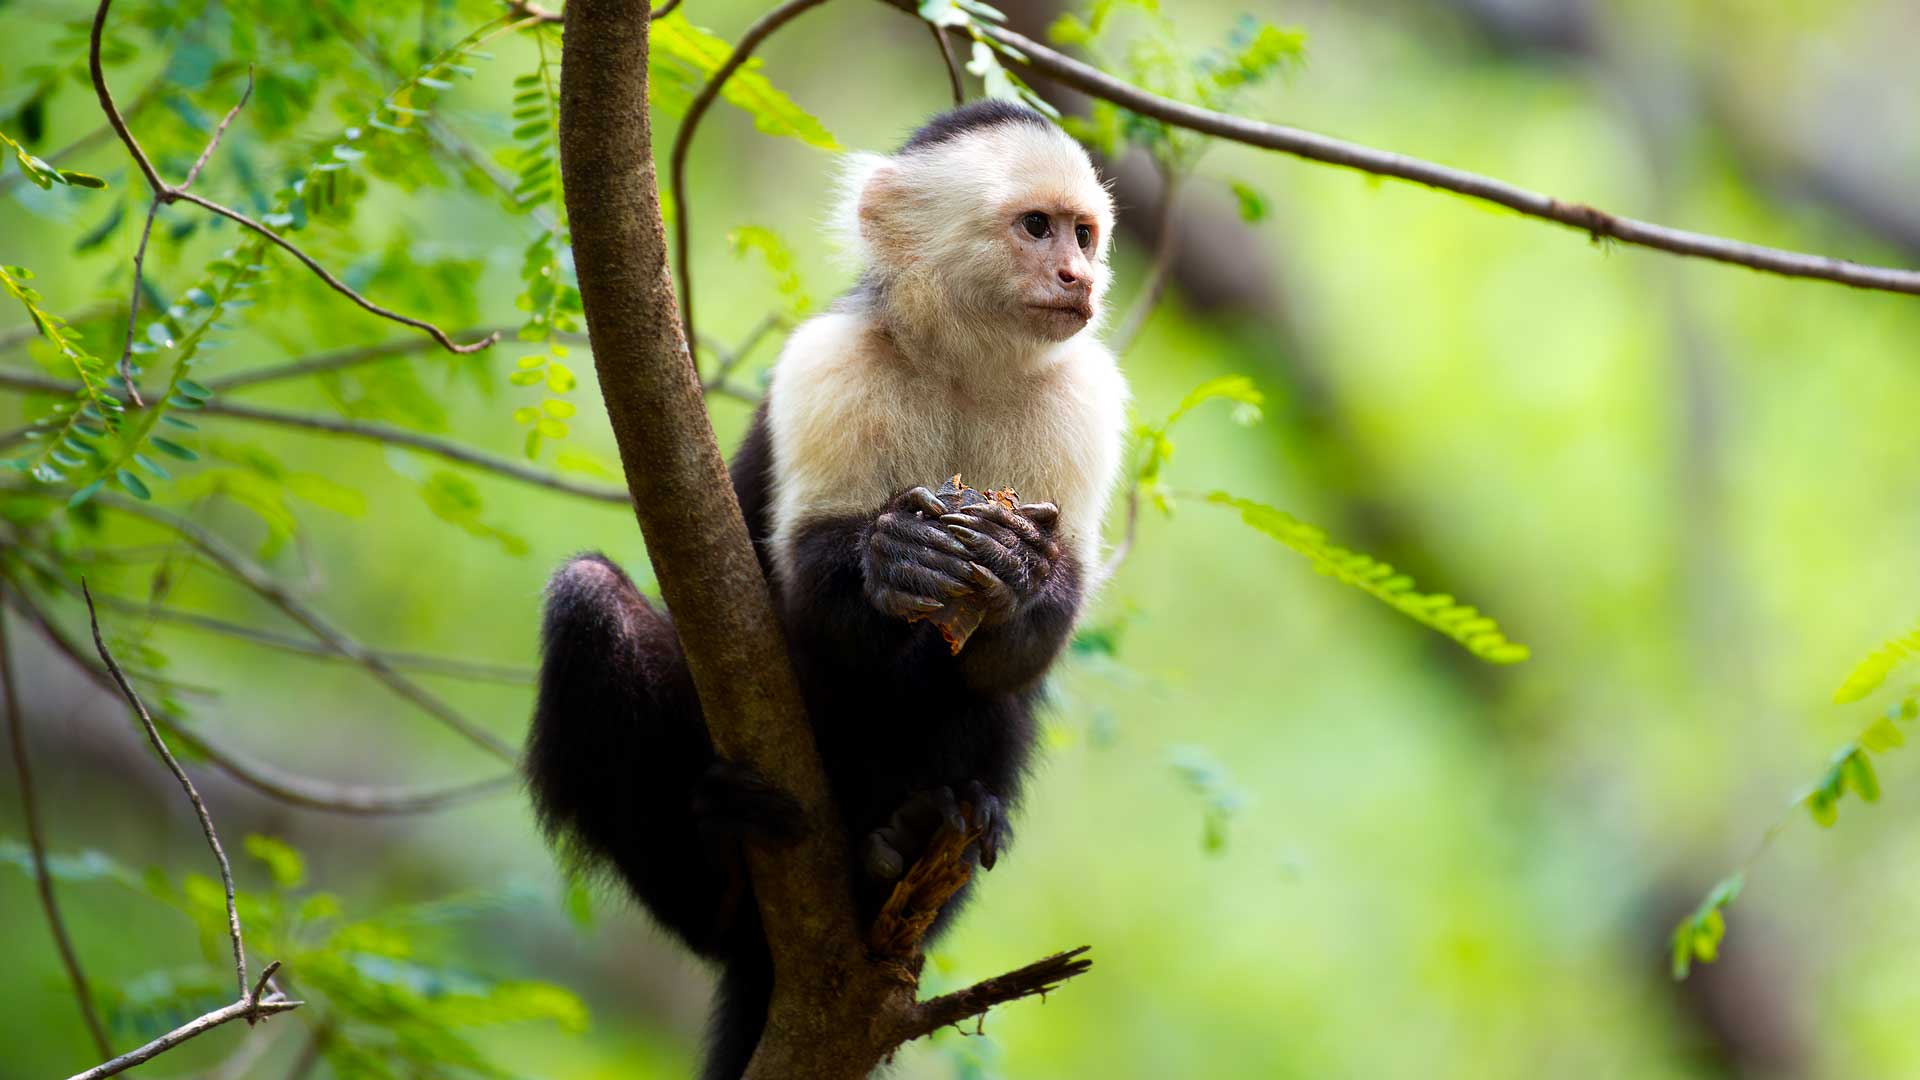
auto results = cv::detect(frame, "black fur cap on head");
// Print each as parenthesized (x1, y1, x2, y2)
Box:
(898, 99, 1056, 155)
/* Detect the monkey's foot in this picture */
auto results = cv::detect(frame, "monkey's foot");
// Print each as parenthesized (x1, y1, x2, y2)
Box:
(863, 782, 1008, 883)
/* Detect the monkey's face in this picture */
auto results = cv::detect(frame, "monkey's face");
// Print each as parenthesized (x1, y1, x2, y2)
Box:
(1004, 207, 1101, 342)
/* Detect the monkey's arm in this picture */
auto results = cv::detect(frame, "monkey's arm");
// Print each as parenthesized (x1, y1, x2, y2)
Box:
(526, 554, 798, 958)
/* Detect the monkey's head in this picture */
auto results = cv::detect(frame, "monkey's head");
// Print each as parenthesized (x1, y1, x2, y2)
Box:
(844, 102, 1115, 354)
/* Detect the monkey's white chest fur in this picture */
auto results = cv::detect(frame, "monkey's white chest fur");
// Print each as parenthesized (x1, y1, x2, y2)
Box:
(765, 311, 1128, 590)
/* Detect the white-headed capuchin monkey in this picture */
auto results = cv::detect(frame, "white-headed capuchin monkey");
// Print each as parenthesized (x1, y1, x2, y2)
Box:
(526, 101, 1126, 1080)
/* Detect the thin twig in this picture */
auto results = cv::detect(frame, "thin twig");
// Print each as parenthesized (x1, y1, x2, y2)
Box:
(699, 311, 784, 393)
(64, 984, 301, 1080)
(202, 325, 580, 391)
(196, 398, 631, 504)
(1101, 483, 1139, 581)
(92, 495, 522, 762)
(929, 20, 964, 106)
(0, 367, 629, 502)
(669, 0, 837, 348)
(83, 580, 249, 999)
(1, 578, 515, 815)
(181, 68, 255, 190)
(25, 560, 532, 683)
(0, 608, 114, 1058)
(115, 202, 158, 407)
(906, 9, 1920, 296)
(87, 0, 498, 353)
(1109, 170, 1180, 355)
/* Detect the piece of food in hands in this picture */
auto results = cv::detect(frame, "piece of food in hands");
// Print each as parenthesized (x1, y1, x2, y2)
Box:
(907, 475, 1018, 654)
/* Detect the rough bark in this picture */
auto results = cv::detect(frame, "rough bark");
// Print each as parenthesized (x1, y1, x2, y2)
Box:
(554, 4, 1085, 1075)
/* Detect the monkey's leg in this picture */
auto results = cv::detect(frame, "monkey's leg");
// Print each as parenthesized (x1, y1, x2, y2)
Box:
(526, 553, 799, 957)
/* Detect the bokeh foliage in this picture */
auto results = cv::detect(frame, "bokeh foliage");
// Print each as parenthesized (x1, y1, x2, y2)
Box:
(5, 0, 1920, 1077)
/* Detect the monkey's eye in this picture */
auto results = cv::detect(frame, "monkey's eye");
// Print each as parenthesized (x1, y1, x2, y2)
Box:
(1075, 223, 1093, 249)
(1021, 212, 1051, 239)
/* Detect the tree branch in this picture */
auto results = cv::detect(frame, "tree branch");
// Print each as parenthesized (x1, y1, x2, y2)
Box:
(668, 0, 836, 349)
(0, 575, 512, 815)
(929, 20, 965, 106)
(0, 607, 114, 1058)
(91, 494, 521, 763)
(558, 4, 1094, 1074)
(903, 946, 1094, 1042)
(194, 398, 631, 504)
(87, 0, 498, 354)
(906, 8, 1920, 296)
(64, 967, 300, 1080)
(0, 366, 631, 503)
(84, 580, 251, 999)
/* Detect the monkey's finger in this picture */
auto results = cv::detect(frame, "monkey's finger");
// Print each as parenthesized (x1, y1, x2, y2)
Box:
(968, 562, 1018, 620)
(876, 514, 971, 559)
(869, 586, 944, 618)
(955, 504, 1055, 557)
(945, 513, 1049, 582)
(898, 486, 948, 519)
(941, 523, 1016, 569)
(1015, 502, 1060, 529)
(870, 532, 977, 585)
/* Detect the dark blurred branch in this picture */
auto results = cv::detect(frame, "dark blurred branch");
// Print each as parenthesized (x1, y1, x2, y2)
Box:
(93, 494, 521, 763)
(1108, 168, 1181, 356)
(0, 607, 114, 1058)
(929, 20, 965, 106)
(669, 0, 836, 349)
(88, 0, 498, 355)
(907, 7, 1920, 296)
(201, 330, 523, 391)
(1, 576, 515, 815)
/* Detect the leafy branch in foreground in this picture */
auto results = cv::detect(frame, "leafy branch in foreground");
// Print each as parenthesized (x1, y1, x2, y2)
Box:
(1672, 632, 1920, 979)
(1, 129, 106, 189)
(1116, 375, 1530, 665)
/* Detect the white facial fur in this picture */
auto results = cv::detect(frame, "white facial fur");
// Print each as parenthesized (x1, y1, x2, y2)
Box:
(768, 117, 1130, 600)
(839, 121, 1116, 365)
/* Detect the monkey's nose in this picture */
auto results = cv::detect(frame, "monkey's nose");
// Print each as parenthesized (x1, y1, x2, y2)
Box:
(1056, 267, 1083, 286)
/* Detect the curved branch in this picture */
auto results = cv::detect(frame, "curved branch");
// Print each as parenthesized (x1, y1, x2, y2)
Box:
(93, 495, 521, 764)
(84, 581, 250, 1000)
(1, 607, 113, 1058)
(929, 20, 965, 106)
(906, 10, 1920, 295)
(64, 982, 301, 1080)
(88, 0, 499, 353)
(195, 398, 631, 504)
(2, 581, 513, 816)
(668, 0, 837, 348)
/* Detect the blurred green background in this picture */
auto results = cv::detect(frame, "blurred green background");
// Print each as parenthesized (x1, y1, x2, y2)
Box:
(5, 0, 1920, 1076)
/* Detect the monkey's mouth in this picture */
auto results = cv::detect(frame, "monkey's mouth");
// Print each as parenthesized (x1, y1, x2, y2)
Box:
(1028, 302, 1092, 321)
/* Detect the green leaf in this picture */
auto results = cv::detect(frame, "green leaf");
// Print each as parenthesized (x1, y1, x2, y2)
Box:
(1834, 622, 1920, 703)
(652, 18, 841, 152)
(1670, 873, 1742, 980)
(244, 834, 306, 889)
(1209, 493, 1530, 664)
(151, 437, 198, 461)
(116, 468, 151, 500)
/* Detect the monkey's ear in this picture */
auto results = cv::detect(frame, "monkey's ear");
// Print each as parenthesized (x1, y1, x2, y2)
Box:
(833, 153, 901, 264)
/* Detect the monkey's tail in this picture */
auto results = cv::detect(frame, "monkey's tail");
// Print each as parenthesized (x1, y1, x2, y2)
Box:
(701, 949, 774, 1080)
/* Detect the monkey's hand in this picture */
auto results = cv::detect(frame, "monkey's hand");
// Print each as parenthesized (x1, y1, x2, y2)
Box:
(937, 501, 1062, 625)
(863, 781, 1009, 882)
(862, 486, 978, 620)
